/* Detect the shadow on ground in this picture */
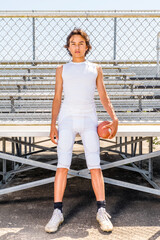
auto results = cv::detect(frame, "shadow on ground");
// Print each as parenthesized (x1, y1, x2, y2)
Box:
(0, 152, 160, 240)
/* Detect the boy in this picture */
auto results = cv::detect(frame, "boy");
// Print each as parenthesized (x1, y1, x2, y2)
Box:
(45, 28, 118, 233)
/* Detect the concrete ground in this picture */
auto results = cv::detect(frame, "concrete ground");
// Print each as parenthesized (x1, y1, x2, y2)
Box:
(0, 139, 160, 240)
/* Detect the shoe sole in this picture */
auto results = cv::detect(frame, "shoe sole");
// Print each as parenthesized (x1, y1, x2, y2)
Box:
(45, 219, 64, 233)
(96, 217, 113, 232)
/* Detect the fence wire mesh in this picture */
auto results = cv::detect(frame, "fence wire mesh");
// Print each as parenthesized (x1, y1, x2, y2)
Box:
(0, 11, 160, 124)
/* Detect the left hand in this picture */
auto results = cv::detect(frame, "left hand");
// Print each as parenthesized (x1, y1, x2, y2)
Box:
(106, 118, 119, 139)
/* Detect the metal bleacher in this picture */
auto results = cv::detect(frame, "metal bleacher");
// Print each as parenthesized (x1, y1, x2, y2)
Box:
(0, 10, 160, 197)
(0, 60, 159, 123)
(0, 59, 160, 197)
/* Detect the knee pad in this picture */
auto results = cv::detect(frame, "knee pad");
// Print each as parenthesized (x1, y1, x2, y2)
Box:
(57, 129, 75, 169)
(82, 130, 99, 153)
(81, 130, 101, 170)
(85, 152, 101, 170)
(57, 129, 74, 153)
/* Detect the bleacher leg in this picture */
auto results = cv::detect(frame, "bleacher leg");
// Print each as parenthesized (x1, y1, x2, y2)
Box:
(2, 138, 6, 184)
(148, 137, 153, 180)
(139, 137, 143, 168)
(12, 137, 15, 170)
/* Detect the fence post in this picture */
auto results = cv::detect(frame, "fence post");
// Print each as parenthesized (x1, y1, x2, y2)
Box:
(113, 17, 117, 62)
(33, 17, 36, 61)
(156, 31, 160, 77)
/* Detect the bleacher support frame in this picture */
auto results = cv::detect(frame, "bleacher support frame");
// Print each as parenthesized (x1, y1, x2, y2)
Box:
(0, 125, 160, 196)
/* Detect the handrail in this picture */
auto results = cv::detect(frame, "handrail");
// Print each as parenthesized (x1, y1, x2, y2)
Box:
(0, 10, 160, 18)
(0, 60, 158, 65)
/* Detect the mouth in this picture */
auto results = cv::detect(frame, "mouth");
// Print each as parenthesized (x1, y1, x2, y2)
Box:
(75, 51, 80, 53)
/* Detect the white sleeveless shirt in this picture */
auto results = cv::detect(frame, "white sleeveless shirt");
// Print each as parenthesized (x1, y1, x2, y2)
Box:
(58, 60, 98, 118)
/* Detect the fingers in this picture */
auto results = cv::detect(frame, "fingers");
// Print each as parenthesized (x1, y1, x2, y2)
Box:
(50, 135, 57, 145)
(106, 122, 113, 128)
(55, 130, 59, 142)
(109, 129, 118, 139)
(107, 121, 118, 139)
(102, 123, 112, 129)
(50, 129, 58, 145)
(108, 134, 113, 139)
(108, 129, 116, 139)
(109, 134, 115, 139)
(52, 137, 58, 145)
(54, 139, 58, 145)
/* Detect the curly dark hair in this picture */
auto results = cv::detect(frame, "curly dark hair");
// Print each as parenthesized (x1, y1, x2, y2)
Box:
(64, 28, 92, 56)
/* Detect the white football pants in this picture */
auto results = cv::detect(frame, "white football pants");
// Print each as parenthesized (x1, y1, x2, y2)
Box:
(57, 111, 101, 170)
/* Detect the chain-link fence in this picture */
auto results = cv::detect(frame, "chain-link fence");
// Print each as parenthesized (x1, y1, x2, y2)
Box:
(0, 11, 160, 124)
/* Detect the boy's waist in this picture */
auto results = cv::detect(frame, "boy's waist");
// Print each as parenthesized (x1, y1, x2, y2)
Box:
(61, 100, 96, 113)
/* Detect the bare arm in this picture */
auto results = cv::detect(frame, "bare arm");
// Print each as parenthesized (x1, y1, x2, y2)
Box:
(50, 65, 63, 144)
(96, 65, 118, 138)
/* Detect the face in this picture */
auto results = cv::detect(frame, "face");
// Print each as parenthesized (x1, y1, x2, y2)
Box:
(68, 34, 88, 58)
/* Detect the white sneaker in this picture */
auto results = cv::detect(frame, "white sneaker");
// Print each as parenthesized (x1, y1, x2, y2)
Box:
(96, 207, 113, 232)
(45, 209, 64, 233)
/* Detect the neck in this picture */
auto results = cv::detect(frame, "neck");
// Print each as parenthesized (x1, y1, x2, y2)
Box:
(71, 57, 86, 63)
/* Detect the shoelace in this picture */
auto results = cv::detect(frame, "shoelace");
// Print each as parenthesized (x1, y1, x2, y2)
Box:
(99, 209, 111, 222)
(50, 210, 61, 223)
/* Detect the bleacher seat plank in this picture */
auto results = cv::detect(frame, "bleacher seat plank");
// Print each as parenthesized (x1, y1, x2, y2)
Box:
(0, 72, 136, 78)
(0, 66, 129, 70)
(0, 80, 141, 86)
(0, 91, 154, 98)
(0, 124, 160, 137)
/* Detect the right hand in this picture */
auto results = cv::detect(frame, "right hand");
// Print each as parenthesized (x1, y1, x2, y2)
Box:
(50, 125, 58, 145)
